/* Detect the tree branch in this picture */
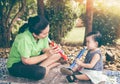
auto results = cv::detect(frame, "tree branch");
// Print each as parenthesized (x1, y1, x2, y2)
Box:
(37, 0, 44, 16)
(9, 0, 26, 32)
(5, 3, 15, 27)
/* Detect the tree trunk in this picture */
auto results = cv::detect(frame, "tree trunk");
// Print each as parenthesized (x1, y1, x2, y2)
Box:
(37, 0, 44, 16)
(85, 0, 93, 34)
(0, 1, 3, 47)
(0, 25, 4, 47)
(0, 0, 26, 48)
(0, 22, 10, 48)
(0, 1, 9, 48)
(2, 29, 11, 48)
(83, 0, 93, 45)
(116, 25, 120, 39)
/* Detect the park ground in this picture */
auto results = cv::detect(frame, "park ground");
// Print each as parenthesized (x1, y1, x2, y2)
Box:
(0, 26, 120, 71)
(61, 26, 120, 71)
(0, 26, 120, 84)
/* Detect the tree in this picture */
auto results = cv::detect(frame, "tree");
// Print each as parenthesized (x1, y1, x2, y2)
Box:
(92, 4, 120, 45)
(37, 0, 44, 16)
(83, 0, 93, 45)
(44, 0, 75, 42)
(85, 0, 93, 35)
(0, 0, 26, 48)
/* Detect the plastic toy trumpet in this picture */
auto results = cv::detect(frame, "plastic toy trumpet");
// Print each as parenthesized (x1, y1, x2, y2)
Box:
(48, 38, 68, 61)
(69, 47, 87, 69)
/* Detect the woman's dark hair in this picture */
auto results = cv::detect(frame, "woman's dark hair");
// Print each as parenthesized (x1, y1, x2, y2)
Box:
(18, 16, 49, 35)
(86, 31, 102, 47)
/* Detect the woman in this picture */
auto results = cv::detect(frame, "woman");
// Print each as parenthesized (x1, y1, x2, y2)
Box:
(7, 16, 61, 80)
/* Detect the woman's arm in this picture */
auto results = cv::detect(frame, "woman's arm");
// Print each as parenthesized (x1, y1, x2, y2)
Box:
(21, 53, 48, 65)
(21, 48, 56, 65)
(76, 53, 100, 69)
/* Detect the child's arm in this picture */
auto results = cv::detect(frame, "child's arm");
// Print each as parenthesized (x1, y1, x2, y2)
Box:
(76, 53, 100, 69)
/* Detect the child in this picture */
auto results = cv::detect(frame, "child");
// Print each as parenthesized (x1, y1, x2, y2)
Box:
(60, 31, 108, 84)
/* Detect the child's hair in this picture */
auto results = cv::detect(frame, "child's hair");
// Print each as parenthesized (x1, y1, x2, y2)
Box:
(86, 31, 102, 47)
(18, 16, 49, 35)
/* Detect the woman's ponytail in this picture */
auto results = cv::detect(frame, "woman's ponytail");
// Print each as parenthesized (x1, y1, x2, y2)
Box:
(18, 23, 28, 34)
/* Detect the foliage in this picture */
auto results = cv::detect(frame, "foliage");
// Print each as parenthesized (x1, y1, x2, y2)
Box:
(0, 0, 26, 47)
(12, 0, 37, 35)
(44, 0, 76, 42)
(0, 0, 37, 47)
(0, 0, 19, 28)
(92, 5, 120, 45)
(81, 3, 120, 45)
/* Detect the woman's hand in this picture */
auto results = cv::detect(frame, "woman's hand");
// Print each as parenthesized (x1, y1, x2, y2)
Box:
(45, 49, 55, 57)
(44, 46, 60, 57)
(52, 46, 61, 53)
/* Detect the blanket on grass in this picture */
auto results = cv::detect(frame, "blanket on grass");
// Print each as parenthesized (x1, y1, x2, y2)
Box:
(0, 58, 120, 84)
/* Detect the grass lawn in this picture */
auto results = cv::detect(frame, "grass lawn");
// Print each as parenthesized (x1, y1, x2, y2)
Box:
(62, 27, 85, 45)
(116, 39, 120, 45)
(62, 27, 120, 45)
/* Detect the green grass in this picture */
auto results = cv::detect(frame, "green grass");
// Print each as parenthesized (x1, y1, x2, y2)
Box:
(62, 26, 120, 45)
(62, 27, 85, 45)
(116, 39, 120, 45)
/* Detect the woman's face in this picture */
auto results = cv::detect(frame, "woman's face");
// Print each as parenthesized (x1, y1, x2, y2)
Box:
(39, 25, 50, 39)
(34, 25, 50, 39)
(86, 36, 98, 50)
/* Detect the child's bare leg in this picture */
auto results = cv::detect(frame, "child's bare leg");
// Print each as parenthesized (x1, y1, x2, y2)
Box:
(72, 65, 80, 72)
(75, 74, 89, 80)
(60, 64, 80, 75)
(40, 54, 61, 67)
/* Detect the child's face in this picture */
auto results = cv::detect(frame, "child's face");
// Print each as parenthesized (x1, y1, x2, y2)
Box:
(86, 36, 98, 50)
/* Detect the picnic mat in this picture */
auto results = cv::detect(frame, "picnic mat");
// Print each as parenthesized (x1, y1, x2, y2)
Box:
(0, 58, 120, 84)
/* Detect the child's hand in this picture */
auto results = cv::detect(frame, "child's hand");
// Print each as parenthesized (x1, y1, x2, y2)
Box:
(76, 58, 83, 66)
